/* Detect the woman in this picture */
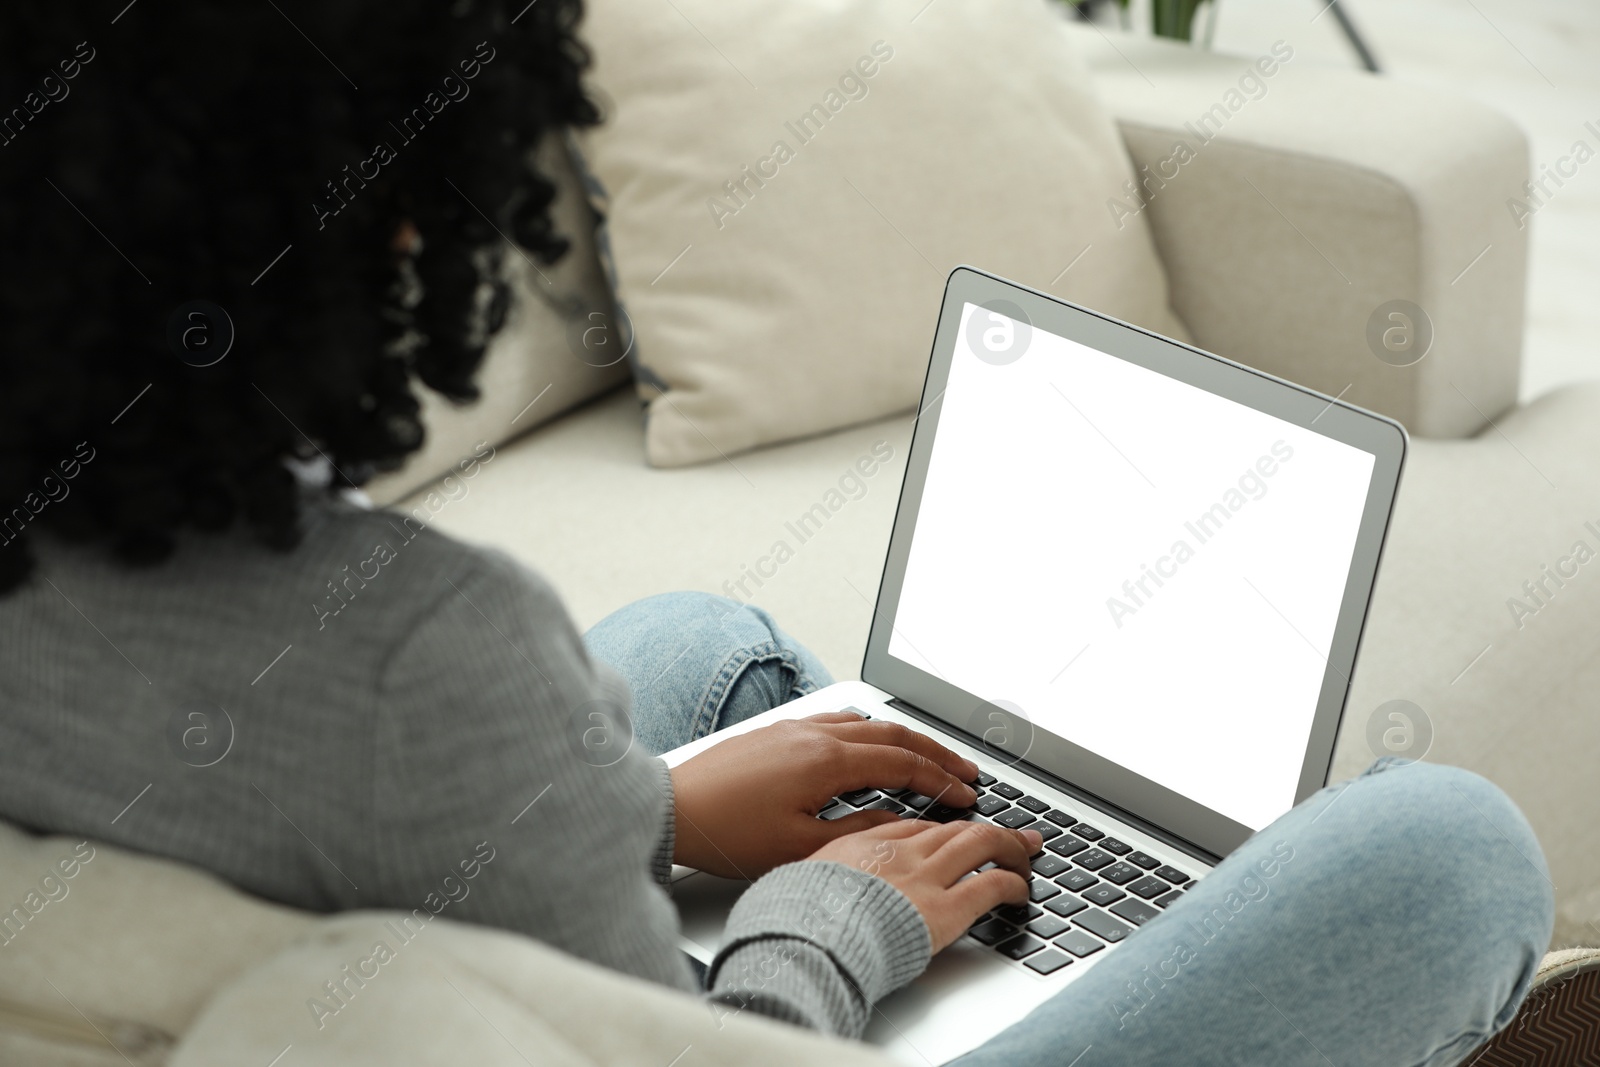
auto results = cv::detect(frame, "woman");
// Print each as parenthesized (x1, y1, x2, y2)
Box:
(0, 4, 1555, 1064)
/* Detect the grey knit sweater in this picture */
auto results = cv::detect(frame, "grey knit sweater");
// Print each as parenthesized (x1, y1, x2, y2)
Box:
(0, 499, 931, 1036)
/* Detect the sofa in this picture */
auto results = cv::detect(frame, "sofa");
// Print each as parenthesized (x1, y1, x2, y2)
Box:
(4, 22, 1596, 1066)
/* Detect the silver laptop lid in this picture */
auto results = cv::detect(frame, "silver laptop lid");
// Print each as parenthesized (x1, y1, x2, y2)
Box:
(863, 267, 1406, 858)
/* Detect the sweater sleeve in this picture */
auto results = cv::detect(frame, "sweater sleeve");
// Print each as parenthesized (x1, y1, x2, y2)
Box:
(706, 860, 933, 1037)
(650, 758, 677, 889)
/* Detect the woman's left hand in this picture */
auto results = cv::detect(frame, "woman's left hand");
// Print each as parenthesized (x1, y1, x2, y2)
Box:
(668, 710, 981, 878)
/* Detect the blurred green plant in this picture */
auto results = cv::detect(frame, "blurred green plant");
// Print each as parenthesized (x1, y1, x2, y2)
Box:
(1150, 0, 1207, 39)
(1072, 0, 1210, 42)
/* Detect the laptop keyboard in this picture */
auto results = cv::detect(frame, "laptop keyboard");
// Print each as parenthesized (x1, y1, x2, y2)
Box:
(815, 718, 1199, 979)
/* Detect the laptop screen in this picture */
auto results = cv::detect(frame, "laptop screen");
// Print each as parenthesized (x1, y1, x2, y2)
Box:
(885, 301, 1377, 832)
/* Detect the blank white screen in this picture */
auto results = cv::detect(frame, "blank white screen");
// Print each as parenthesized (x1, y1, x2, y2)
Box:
(888, 303, 1375, 830)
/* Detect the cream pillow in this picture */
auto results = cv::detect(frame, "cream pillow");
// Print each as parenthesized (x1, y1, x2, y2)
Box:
(578, 0, 1189, 466)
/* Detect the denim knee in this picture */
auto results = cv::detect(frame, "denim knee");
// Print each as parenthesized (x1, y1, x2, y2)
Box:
(583, 591, 835, 754)
(1348, 761, 1553, 1027)
(686, 593, 835, 716)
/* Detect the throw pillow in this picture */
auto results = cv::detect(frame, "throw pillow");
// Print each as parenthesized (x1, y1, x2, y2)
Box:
(578, 0, 1190, 466)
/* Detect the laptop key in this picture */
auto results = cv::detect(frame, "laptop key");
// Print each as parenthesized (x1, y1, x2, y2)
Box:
(1070, 824, 1105, 841)
(1028, 879, 1061, 904)
(1126, 851, 1161, 870)
(1024, 948, 1073, 975)
(1100, 862, 1143, 885)
(997, 933, 1045, 960)
(1027, 915, 1070, 940)
(1016, 795, 1050, 814)
(927, 804, 971, 823)
(1074, 909, 1134, 944)
(1154, 865, 1190, 885)
(1044, 894, 1089, 918)
(1127, 875, 1169, 899)
(996, 903, 1043, 924)
(974, 795, 1011, 817)
(819, 805, 855, 821)
(901, 793, 936, 810)
(1098, 837, 1132, 856)
(995, 808, 1038, 829)
(1031, 823, 1063, 843)
(1110, 898, 1162, 926)
(1074, 848, 1114, 871)
(1054, 929, 1105, 958)
(865, 798, 907, 815)
(968, 918, 1015, 945)
(1047, 836, 1089, 858)
(1154, 889, 1186, 908)
(975, 772, 997, 787)
(840, 788, 881, 806)
(990, 782, 1024, 800)
(1043, 809, 1076, 827)
(1031, 854, 1072, 879)
(1082, 884, 1126, 907)
(1054, 869, 1098, 892)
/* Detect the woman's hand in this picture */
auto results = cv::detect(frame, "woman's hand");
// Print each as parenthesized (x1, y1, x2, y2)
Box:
(809, 819, 1040, 952)
(669, 711, 984, 878)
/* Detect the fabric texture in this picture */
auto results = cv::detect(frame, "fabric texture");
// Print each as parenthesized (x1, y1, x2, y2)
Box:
(165, 911, 902, 1067)
(1069, 25, 1529, 440)
(0, 818, 313, 1061)
(576, 0, 1189, 467)
(584, 591, 837, 754)
(0, 500, 928, 1039)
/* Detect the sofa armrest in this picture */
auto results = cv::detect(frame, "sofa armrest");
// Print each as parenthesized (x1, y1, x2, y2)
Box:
(170, 914, 899, 1067)
(1068, 25, 1529, 438)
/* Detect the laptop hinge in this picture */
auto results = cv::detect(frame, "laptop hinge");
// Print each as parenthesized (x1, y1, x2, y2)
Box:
(885, 698, 1223, 868)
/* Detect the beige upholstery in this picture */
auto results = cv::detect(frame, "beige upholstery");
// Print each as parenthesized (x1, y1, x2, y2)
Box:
(0, 822, 312, 1066)
(1331, 382, 1600, 949)
(1070, 25, 1529, 438)
(409, 386, 905, 674)
(8, 25, 1595, 1067)
(169, 913, 893, 1067)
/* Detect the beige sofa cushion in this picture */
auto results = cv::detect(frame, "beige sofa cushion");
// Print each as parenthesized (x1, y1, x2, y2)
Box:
(0, 821, 312, 1065)
(1070, 25, 1529, 439)
(1330, 382, 1600, 949)
(577, 0, 1189, 467)
(171, 912, 894, 1067)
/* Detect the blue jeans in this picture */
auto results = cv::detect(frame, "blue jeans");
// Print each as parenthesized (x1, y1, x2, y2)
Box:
(585, 592, 1555, 1067)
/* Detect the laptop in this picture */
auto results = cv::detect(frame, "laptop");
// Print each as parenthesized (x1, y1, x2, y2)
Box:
(662, 266, 1406, 1063)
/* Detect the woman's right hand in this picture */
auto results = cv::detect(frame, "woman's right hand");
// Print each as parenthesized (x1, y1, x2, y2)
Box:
(807, 819, 1042, 953)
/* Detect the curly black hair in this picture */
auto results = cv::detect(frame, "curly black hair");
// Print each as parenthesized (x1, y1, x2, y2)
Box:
(0, 1, 600, 594)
